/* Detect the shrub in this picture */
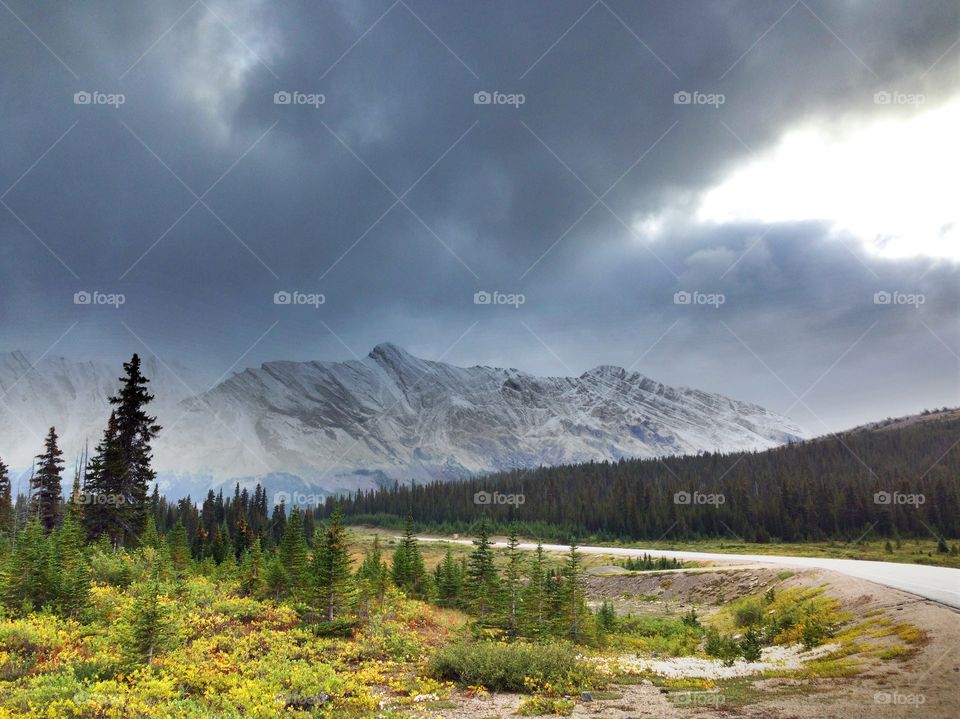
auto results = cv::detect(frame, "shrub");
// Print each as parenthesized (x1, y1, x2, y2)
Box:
(428, 641, 595, 693)
(733, 600, 763, 627)
(517, 695, 576, 716)
(739, 628, 762, 661)
(312, 619, 357, 638)
(704, 629, 741, 666)
(88, 548, 135, 588)
(612, 615, 703, 656)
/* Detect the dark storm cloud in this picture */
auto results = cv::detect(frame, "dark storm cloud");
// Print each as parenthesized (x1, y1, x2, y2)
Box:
(1, 0, 957, 431)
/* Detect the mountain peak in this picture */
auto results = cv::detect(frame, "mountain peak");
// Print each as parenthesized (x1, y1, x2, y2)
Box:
(368, 342, 413, 361)
(582, 364, 640, 381)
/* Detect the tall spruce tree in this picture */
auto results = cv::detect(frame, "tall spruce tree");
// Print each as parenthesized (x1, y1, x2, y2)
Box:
(108, 354, 162, 543)
(466, 519, 500, 623)
(279, 508, 308, 595)
(501, 528, 523, 637)
(560, 538, 588, 642)
(83, 412, 127, 545)
(55, 511, 90, 616)
(167, 520, 191, 577)
(269, 502, 287, 548)
(238, 539, 266, 597)
(123, 574, 177, 664)
(312, 506, 354, 621)
(435, 547, 463, 608)
(521, 541, 549, 638)
(32, 427, 64, 532)
(1, 519, 56, 609)
(391, 514, 427, 598)
(356, 535, 389, 616)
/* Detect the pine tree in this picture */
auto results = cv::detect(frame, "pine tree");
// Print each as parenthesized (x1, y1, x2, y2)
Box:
(466, 519, 500, 623)
(108, 354, 162, 544)
(210, 522, 231, 565)
(501, 528, 523, 637)
(391, 514, 427, 598)
(238, 539, 266, 596)
(1, 520, 56, 610)
(560, 538, 588, 642)
(264, 554, 289, 600)
(435, 547, 463, 608)
(0, 456, 12, 535)
(123, 574, 177, 664)
(167, 520, 190, 578)
(356, 536, 389, 616)
(279, 508, 308, 595)
(82, 412, 127, 545)
(521, 541, 549, 638)
(596, 601, 616, 633)
(312, 506, 354, 621)
(32, 427, 64, 532)
(55, 511, 90, 617)
(269, 502, 287, 548)
(141, 515, 163, 552)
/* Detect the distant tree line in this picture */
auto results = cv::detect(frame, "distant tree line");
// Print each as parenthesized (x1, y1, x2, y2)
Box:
(316, 420, 960, 542)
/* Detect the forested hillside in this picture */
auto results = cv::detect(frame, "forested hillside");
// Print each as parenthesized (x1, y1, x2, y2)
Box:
(320, 417, 960, 542)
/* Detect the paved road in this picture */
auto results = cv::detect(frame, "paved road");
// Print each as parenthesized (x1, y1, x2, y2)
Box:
(418, 537, 960, 610)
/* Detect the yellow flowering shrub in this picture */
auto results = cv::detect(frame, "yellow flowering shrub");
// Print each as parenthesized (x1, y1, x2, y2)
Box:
(0, 574, 452, 719)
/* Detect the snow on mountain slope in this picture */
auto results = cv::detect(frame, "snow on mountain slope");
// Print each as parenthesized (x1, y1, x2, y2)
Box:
(153, 343, 808, 496)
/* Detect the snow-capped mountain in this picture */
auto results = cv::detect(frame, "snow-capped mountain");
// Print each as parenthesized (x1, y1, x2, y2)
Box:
(153, 343, 807, 496)
(0, 344, 807, 498)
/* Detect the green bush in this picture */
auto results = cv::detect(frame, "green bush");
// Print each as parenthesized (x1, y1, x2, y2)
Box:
(612, 615, 703, 656)
(428, 640, 595, 693)
(739, 628, 762, 661)
(88, 549, 134, 588)
(704, 629, 741, 666)
(517, 695, 576, 716)
(312, 619, 357, 638)
(733, 600, 763, 627)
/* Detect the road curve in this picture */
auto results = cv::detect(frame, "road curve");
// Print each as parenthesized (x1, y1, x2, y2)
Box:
(418, 537, 960, 610)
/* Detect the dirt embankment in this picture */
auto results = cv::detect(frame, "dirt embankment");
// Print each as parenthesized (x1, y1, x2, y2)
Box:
(586, 566, 782, 614)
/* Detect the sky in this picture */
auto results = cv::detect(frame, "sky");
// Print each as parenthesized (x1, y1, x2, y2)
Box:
(1, 0, 958, 435)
